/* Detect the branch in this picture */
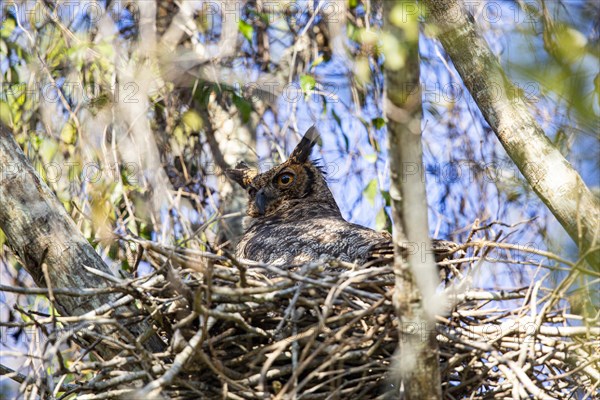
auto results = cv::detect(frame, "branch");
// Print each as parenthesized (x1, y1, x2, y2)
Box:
(384, 1, 442, 398)
(0, 124, 165, 355)
(423, 0, 600, 268)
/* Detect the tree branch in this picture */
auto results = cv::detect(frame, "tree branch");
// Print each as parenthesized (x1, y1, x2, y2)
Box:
(0, 124, 165, 355)
(384, 1, 442, 398)
(424, 0, 600, 268)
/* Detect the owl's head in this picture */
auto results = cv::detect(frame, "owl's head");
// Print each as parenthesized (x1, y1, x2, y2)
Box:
(226, 127, 340, 218)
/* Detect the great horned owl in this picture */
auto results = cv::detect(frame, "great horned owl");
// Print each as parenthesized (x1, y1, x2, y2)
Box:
(226, 127, 456, 266)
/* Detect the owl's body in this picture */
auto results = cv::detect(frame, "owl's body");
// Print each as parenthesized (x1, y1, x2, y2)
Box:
(237, 204, 390, 265)
(226, 127, 454, 266)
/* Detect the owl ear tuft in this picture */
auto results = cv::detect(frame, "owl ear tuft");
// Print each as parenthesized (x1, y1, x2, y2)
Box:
(289, 126, 320, 163)
(225, 161, 257, 189)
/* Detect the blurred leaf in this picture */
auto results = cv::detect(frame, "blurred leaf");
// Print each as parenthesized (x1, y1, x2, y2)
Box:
(310, 55, 325, 69)
(381, 190, 391, 207)
(39, 139, 59, 163)
(363, 179, 379, 205)
(359, 29, 378, 47)
(16, 92, 25, 106)
(552, 25, 587, 64)
(375, 208, 389, 231)
(60, 122, 77, 144)
(140, 222, 153, 240)
(89, 94, 110, 110)
(0, 101, 11, 126)
(347, 23, 355, 40)
(355, 57, 371, 84)
(390, 4, 419, 42)
(108, 243, 118, 259)
(381, 32, 405, 70)
(364, 153, 378, 163)
(121, 258, 131, 272)
(232, 94, 252, 123)
(331, 108, 342, 128)
(300, 74, 316, 94)
(372, 117, 385, 129)
(182, 110, 203, 132)
(0, 17, 15, 38)
(238, 20, 254, 42)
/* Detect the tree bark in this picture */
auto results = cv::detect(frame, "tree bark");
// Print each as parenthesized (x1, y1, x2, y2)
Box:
(384, 1, 442, 398)
(0, 124, 165, 355)
(424, 0, 600, 268)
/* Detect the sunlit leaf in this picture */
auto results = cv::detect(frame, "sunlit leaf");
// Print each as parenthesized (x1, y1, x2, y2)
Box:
(553, 25, 587, 64)
(375, 208, 389, 231)
(364, 153, 378, 163)
(238, 20, 254, 42)
(182, 110, 203, 132)
(359, 29, 378, 47)
(60, 122, 77, 144)
(300, 74, 316, 94)
(0, 101, 11, 126)
(363, 178, 379, 205)
(372, 117, 385, 129)
(311, 56, 325, 69)
(39, 139, 59, 163)
(0, 18, 15, 38)
(390, 4, 419, 42)
(355, 57, 371, 84)
(381, 32, 405, 70)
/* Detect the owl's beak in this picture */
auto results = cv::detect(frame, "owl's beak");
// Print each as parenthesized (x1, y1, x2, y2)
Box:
(255, 189, 268, 215)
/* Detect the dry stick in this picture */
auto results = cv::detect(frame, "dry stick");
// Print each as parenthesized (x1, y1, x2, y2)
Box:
(274, 297, 387, 399)
(0, 284, 123, 296)
(136, 328, 205, 397)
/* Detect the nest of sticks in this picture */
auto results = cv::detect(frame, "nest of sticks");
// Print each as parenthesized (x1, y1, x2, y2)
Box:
(2, 237, 598, 399)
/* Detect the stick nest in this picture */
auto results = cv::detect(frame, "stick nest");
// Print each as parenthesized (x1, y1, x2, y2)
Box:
(2, 239, 598, 399)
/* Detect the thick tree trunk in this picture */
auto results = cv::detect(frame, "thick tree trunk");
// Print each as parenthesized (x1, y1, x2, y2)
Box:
(424, 0, 600, 267)
(0, 124, 165, 354)
(384, 1, 443, 398)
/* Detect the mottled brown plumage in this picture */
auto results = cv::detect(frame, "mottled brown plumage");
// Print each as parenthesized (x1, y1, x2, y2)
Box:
(226, 127, 456, 266)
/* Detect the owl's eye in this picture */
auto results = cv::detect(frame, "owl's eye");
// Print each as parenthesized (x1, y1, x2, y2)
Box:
(276, 172, 295, 187)
(248, 187, 257, 197)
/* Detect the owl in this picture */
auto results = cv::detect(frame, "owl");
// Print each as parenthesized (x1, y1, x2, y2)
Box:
(226, 127, 456, 266)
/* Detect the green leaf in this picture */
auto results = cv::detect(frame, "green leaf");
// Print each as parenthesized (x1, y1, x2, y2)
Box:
(182, 110, 203, 132)
(372, 117, 385, 129)
(39, 139, 59, 163)
(121, 258, 131, 272)
(310, 56, 325, 69)
(300, 74, 316, 94)
(232, 94, 252, 123)
(238, 20, 254, 42)
(381, 190, 391, 207)
(331, 108, 342, 127)
(60, 122, 77, 144)
(375, 208, 389, 231)
(363, 179, 379, 205)
(364, 153, 378, 163)
(0, 18, 16, 38)
(0, 101, 11, 126)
